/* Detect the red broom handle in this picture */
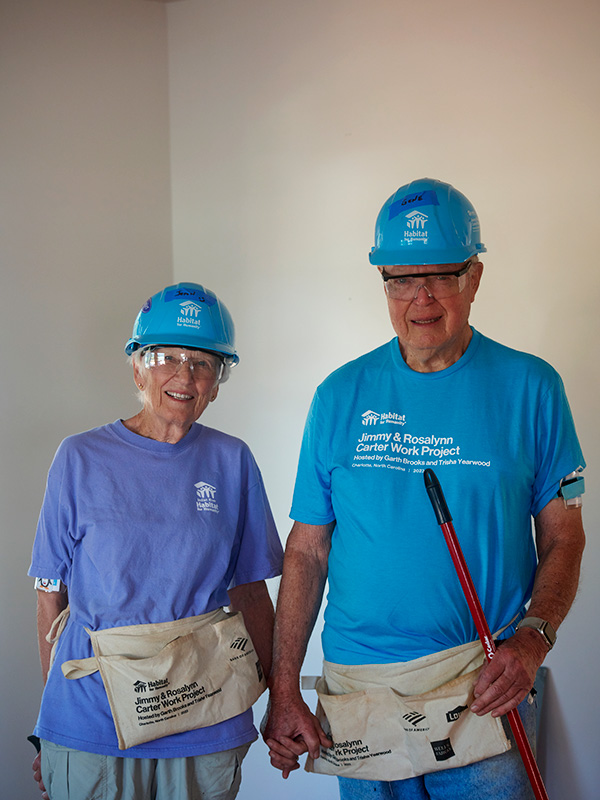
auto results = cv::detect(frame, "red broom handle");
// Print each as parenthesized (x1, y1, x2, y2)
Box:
(424, 469, 549, 800)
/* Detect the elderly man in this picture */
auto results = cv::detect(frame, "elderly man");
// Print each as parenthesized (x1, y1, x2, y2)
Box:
(263, 179, 585, 799)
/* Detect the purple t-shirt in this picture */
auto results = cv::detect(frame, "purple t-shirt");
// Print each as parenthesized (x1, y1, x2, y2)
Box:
(29, 420, 283, 757)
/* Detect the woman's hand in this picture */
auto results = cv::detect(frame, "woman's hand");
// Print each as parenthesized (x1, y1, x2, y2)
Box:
(32, 751, 49, 799)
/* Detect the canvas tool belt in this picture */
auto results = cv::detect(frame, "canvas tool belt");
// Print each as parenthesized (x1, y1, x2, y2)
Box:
(61, 609, 266, 750)
(303, 638, 511, 781)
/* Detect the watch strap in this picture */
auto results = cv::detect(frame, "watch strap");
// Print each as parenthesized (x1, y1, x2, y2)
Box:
(516, 616, 556, 650)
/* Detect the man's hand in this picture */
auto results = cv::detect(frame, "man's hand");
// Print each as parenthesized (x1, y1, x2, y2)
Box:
(32, 751, 49, 799)
(262, 688, 332, 778)
(470, 628, 548, 717)
(472, 498, 585, 719)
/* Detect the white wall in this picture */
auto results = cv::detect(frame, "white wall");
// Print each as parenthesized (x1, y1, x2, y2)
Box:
(0, 1, 172, 796)
(166, 1, 600, 798)
(2, 0, 598, 798)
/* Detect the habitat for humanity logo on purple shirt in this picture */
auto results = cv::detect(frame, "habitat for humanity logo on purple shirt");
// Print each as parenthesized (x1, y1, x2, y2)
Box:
(194, 482, 219, 513)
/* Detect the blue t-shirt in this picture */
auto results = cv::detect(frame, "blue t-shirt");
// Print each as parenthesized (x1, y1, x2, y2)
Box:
(291, 330, 584, 665)
(29, 420, 283, 757)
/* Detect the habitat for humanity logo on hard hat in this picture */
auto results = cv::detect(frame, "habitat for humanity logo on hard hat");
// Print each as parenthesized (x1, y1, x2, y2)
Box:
(404, 210, 428, 243)
(177, 301, 203, 329)
(195, 481, 219, 514)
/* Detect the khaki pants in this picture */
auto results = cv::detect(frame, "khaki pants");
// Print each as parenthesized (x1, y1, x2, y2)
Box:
(40, 739, 252, 800)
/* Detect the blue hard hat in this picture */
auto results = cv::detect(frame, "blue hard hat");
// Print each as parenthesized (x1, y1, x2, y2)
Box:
(125, 282, 239, 364)
(369, 178, 486, 266)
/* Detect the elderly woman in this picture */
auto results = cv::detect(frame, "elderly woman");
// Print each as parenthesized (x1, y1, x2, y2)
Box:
(29, 282, 283, 800)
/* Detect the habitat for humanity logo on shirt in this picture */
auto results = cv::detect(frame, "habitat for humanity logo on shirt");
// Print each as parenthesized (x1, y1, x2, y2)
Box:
(361, 410, 406, 426)
(194, 481, 219, 513)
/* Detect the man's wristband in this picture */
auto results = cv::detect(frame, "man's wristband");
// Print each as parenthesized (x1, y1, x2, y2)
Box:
(516, 617, 557, 650)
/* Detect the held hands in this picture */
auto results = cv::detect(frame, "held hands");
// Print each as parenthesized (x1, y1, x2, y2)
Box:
(262, 689, 332, 778)
(470, 628, 549, 718)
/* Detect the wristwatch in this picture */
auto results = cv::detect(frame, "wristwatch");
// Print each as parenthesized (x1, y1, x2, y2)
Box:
(516, 617, 557, 650)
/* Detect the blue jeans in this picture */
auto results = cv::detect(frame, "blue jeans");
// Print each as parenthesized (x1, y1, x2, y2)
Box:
(338, 698, 537, 800)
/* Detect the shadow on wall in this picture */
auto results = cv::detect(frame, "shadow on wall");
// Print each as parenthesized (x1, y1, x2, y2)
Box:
(536, 670, 581, 796)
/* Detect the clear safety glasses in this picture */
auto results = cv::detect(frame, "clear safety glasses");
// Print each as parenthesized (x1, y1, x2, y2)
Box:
(143, 348, 224, 382)
(381, 261, 473, 301)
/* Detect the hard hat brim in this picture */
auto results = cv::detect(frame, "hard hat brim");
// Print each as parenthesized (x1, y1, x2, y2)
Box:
(125, 336, 239, 364)
(369, 243, 486, 267)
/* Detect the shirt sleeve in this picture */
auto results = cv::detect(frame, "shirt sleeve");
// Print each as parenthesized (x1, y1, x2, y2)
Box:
(290, 387, 337, 525)
(28, 440, 74, 585)
(531, 369, 586, 517)
(227, 451, 283, 588)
